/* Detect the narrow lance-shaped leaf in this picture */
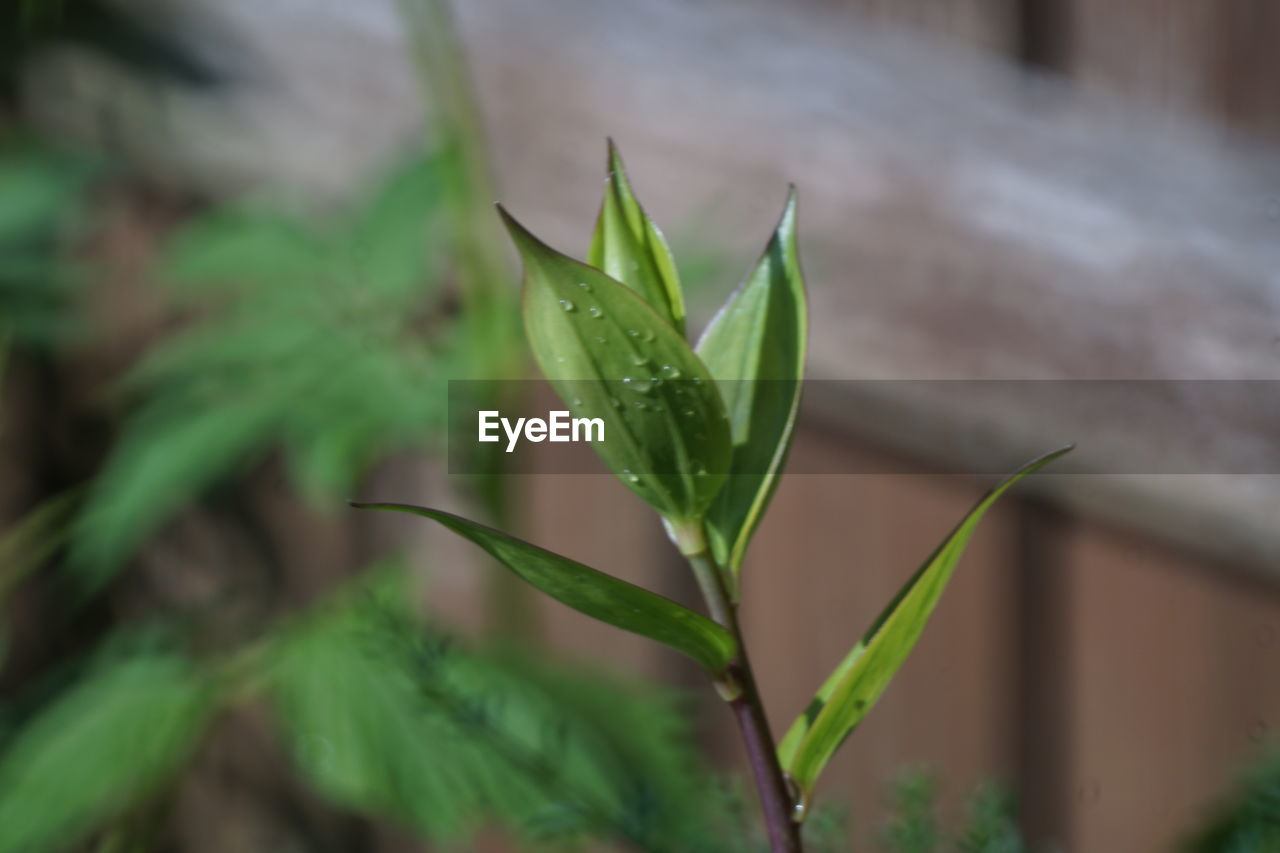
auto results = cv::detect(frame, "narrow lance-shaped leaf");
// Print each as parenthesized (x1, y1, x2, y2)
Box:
(350, 503, 737, 673)
(588, 141, 685, 334)
(501, 206, 730, 522)
(778, 446, 1073, 810)
(696, 189, 806, 588)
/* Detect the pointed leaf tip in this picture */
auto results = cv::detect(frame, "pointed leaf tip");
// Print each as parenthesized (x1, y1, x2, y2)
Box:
(777, 445, 1072, 804)
(589, 142, 686, 333)
(695, 187, 808, 583)
(510, 199, 728, 520)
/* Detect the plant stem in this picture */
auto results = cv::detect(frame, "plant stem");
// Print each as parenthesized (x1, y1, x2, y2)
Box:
(685, 550, 804, 853)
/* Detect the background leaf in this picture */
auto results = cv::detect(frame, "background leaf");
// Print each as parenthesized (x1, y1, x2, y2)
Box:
(269, 572, 737, 850)
(350, 503, 736, 673)
(70, 153, 453, 580)
(503, 206, 730, 521)
(0, 651, 212, 853)
(588, 140, 685, 333)
(696, 189, 806, 585)
(0, 134, 97, 346)
(779, 447, 1072, 804)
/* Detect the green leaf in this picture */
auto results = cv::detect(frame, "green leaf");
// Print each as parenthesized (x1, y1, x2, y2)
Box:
(165, 206, 324, 293)
(71, 399, 278, 581)
(268, 573, 736, 848)
(0, 140, 94, 241)
(71, 152, 455, 582)
(588, 141, 685, 334)
(342, 154, 446, 300)
(350, 503, 736, 673)
(269, 587, 496, 842)
(0, 652, 212, 853)
(696, 189, 806, 586)
(500, 206, 730, 521)
(778, 446, 1073, 807)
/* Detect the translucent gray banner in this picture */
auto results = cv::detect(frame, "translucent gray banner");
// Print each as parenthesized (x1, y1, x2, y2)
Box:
(446, 380, 1280, 475)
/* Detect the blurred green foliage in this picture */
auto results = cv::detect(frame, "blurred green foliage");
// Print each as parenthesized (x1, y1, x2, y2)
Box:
(0, 134, 98, 346)
(71, 152, 466, 578)
(0, 563, 840, 852)
(0, 644, 212, 853)
(267, 568, 717, 849)
(877, 771, 1028, 853)
(1188, 751, 1280, 853)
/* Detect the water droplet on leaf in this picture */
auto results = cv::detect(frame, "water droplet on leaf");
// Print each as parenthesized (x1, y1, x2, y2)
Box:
(622, 377, 653, 394)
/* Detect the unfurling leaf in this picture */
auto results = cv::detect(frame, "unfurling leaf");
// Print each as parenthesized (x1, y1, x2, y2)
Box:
(778, 446, 1073, 809)
(589, 140, 685, 334)
(696, 189, 806, 588)
(350, 503, 736, 673)
(500, 206, 730, 522)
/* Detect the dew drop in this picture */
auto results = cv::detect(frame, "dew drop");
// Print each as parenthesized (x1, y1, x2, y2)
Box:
(625, 473, 640, 484)
(577, 281, 593, 292)
(593, 336, 608, 345)
(571, 396, 583, 407)
(692, 462, 707, 476)
(633, 401, 649, 411)
(660, 365, 682, 379)
(559, 299, 576, 312)
(622, 377, 653, 394)
(629, 353, 650, 367)
(609, 397, 625, 411)
(640, 329, 656, 342)
(588, 305, 605, 319)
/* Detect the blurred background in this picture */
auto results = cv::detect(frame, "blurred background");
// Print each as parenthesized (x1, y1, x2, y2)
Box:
(3, 0, 1280, 851)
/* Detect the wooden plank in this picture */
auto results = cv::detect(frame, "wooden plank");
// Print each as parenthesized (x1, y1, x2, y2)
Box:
(809, 0, 1014, 54)
(1071, 0, 1280, 140)
(1066, 522, 1280, 852)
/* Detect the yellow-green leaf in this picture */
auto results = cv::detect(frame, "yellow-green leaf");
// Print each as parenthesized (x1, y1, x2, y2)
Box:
(778, 446, 1072, 810)
(588, 141, 685, 334)
(696, 190, 806, 588)
(500, 206, 730, 521)
(350, 503, 737, 673)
